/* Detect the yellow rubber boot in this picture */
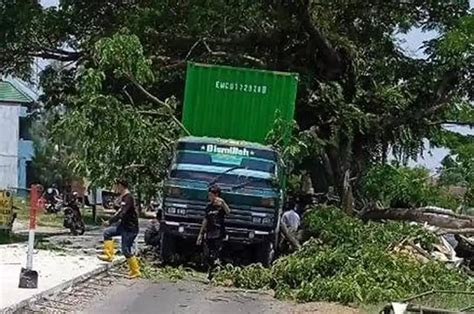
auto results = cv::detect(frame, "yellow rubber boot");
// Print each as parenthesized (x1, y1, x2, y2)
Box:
(127, 256, 141, 279)
(98, 240, 115, 262)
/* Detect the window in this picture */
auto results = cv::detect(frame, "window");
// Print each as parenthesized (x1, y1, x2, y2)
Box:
(26, 161, 34, 187)
(170, 151, 277, 189)
(19, 117, 32, 140)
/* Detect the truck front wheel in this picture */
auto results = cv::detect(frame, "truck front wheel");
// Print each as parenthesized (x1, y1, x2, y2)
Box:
(255, 241, 275, 267)
(160, 232, 176, 264)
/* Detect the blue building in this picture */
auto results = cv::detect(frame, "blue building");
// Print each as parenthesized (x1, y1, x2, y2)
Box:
(0, 80, 35, 191)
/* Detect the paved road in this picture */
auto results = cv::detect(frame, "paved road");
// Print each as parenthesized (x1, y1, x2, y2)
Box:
(16, 263, 359, 314)
(80, 279, 286, 314)
(40, 218, 150, 255)
(79, 279, 360, 314)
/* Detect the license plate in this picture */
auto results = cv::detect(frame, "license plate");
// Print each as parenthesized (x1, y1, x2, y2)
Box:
(0, 190, 13, 229)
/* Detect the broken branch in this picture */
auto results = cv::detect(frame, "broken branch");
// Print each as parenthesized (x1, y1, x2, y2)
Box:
(128, 76, 190, 135)
(202, 40, 265, 66)
(361, 207, 474, 229)
(436, 228, 474, 236)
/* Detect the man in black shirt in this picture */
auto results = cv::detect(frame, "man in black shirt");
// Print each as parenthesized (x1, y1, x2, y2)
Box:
(98, 179, 141, 278)
(197, 185, 230, 280)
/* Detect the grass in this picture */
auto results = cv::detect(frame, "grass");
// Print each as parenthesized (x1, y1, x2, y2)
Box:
(0, 230, 28, 244)
(0, 229, 53, 245)
(13, 196, 110, 228)
(13, 197, 63, 228)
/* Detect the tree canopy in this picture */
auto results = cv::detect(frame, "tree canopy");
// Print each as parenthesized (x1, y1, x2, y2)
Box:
(1, 0, 472, 198)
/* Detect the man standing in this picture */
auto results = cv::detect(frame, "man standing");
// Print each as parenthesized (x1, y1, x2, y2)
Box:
(98, 179, 141, 278)
(196, 185, 230, 281)
(280, 200, 302, 252)
(282, 203, 301, 233)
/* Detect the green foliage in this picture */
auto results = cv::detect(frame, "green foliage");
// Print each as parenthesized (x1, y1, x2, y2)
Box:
(438, 141, 474, 208)
(141, 261, 200, 282)
(265, 112, 323, 193)
(437, 14, 474, 67)
(265, 112, 320, 166)
(360, 164, 462, 209)
(51, 33, 180, 195)
(213, 264, 272, 290)
(94, 32, 154, 84)
(214, 206, 472, 305)
(2, 1, 473, 199)
(29, 114, 78, 188)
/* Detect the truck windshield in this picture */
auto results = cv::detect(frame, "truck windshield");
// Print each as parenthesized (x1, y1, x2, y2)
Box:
(169, 151, 277, 189)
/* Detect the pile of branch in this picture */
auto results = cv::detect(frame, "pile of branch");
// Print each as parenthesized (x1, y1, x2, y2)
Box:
(360, 206, 474, 270)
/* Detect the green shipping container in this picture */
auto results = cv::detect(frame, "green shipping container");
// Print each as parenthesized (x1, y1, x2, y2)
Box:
(182, 63, 298, 144)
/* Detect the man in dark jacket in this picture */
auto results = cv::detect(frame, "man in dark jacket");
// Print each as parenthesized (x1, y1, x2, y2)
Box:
(97, 179, 141, 278)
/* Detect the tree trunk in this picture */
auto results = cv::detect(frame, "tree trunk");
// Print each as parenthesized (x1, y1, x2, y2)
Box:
(361, 208, 474, 229)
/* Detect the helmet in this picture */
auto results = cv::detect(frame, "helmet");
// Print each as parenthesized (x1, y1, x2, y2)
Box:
(47, 188, 53, 194)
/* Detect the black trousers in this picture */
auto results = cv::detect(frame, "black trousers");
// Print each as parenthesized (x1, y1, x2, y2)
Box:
(204, 237, 223, 278)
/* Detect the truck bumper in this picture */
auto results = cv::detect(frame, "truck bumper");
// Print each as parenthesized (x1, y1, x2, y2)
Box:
(162, 221, 274, 244)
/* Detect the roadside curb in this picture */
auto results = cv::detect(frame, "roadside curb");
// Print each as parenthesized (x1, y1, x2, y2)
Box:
(1, 257, 125, 313)
(13, 230, 71, 237)
(14, 225, 102, 237)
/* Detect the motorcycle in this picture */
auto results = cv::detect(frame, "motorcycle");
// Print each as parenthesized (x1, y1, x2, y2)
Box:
(45, 199, 63, 214)
(63, 194, 85, 235)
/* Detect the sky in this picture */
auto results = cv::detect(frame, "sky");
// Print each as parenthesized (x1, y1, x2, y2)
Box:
(32, 0, 472, 170)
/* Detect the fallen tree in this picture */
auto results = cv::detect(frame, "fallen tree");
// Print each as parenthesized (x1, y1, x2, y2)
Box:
(360, 207, 474, 230)
(214, 206, 473, 306)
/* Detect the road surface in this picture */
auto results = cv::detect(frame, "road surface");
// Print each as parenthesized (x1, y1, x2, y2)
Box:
(80, 278, 359, 314)
(18, 267, 359, 314)
(81, 279, 283, 314)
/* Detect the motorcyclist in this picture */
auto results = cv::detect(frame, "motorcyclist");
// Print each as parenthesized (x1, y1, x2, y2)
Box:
(44, 184, 62, 213)
(68, 192, 81, 212)
(44, 184, 60, 203)
(63, 192, 85, 235)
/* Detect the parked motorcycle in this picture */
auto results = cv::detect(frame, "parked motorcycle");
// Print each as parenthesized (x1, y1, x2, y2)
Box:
(63, 193, 85, 235)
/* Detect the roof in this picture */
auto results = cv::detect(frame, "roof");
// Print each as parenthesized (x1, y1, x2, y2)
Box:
(178, 136, 274, 151)
(0, 81, 34, 104)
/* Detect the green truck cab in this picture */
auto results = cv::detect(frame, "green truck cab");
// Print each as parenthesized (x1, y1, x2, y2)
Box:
(160, 63, 298, 265)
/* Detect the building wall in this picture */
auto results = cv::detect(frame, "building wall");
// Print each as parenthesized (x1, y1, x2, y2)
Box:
(0, 103, 20, 189)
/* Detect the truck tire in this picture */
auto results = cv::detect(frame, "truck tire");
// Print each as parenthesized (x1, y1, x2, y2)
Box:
(160, 232, 175, 264)
(256, 241, 275, 267)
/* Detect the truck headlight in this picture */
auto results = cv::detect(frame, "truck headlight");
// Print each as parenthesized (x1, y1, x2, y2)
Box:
(252, 217, 262, 223)
(177, 208, 186, 215)
(169, 187, 182, 197)
(167, 207, 176, 214)
(262, 217, 272, 224)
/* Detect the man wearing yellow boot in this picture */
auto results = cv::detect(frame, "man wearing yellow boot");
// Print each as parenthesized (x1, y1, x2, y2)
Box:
(98, 179, 141, 278)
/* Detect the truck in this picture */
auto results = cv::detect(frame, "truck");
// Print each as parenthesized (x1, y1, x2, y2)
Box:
(160, 63, 298, 266)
